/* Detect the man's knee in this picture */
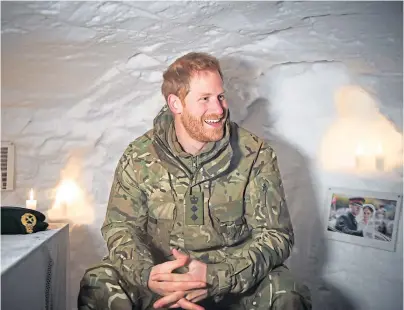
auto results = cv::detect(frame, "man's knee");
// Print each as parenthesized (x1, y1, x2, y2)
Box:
(269, 265, 312, 310)
(78, 264, 134, 310)
(242, 265, 311, 310)
(271, 291, 311, 310)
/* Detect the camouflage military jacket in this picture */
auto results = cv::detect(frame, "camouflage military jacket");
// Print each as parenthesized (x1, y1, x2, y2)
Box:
(102, 105, 294, 297)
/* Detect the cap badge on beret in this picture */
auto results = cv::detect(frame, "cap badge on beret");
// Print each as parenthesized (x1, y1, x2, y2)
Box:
(21, 213, 37, 234)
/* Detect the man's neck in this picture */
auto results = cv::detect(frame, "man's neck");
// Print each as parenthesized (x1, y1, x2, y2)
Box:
(174, 119, 206, 156)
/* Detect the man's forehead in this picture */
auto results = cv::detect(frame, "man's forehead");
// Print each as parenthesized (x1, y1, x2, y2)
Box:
(189, 71, 223, 88)
(189, 79, 225, 94)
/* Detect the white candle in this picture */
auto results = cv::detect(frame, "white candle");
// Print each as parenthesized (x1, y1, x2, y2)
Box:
(355, 144, 366, 170)
(375, 143, 384, 171)
(26, 188, 37, 210)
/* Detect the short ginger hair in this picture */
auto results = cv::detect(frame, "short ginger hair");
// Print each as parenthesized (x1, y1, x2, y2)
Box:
(161, 52, 223, 103)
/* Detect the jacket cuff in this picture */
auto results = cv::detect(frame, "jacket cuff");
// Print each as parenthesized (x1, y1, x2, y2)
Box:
(206, 262, 232, 296)
(140, 265, 153, 288)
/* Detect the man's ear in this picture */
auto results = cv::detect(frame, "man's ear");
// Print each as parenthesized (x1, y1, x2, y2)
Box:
(167, 94, 183, 115)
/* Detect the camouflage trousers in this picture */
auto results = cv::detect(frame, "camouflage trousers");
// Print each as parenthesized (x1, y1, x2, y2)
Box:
(78, 263, 311, 310)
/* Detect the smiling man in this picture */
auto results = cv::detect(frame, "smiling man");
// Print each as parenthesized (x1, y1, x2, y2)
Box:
(78, 52, 311, 310)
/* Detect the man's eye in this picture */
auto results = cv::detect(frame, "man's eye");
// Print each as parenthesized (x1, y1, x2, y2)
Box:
(218, 94, 225, 100)
(201, 97, 209, 101)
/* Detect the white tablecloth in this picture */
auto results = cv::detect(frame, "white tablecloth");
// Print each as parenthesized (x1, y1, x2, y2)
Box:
(1, 223, 69, 310)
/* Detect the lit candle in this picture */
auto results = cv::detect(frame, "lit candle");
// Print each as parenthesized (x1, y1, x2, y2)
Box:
(26, 188, 37, 210)
(355, 144, 365, 170)
(375, 143, 384, 171)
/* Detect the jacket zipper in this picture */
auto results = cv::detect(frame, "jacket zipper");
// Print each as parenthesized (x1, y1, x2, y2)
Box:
(189, 156, 199, 195)
(262, 181, 268, 209)
(155, 136, 203, 195)
(155, 136, 190, 178)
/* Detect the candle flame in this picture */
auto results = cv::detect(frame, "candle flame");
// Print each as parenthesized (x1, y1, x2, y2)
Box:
(29, 188, 34, 200)
(55, 179, 80, 205)
(376, 143, 383, 155)
(355, 144, 364, 156)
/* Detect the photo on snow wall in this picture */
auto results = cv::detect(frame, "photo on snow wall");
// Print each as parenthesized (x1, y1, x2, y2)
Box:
(325, 187, 402, 252)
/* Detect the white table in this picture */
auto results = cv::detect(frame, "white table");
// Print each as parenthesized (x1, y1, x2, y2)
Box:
(1, 223, 69, 310)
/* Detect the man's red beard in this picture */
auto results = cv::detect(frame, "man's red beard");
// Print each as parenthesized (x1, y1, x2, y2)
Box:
(180, 108, 226, 142)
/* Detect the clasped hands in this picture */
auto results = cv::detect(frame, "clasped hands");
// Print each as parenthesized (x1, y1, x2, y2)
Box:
(148, 249, 208, 310)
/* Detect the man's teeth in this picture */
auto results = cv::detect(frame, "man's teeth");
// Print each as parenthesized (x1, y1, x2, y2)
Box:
(205, 119, 221, 123)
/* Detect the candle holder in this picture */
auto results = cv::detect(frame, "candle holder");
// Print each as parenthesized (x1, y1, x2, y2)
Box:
(354, 145, 366, 171)
(375, 156, 385, 171)
(375, 143, 384, 171)
(355, 155, 366, 170)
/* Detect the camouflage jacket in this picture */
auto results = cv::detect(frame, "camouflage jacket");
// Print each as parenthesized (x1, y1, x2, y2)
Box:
(101, 105, 294, 297)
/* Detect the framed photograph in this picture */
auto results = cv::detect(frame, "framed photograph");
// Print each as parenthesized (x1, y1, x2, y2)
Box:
(325, 187, 402, 252)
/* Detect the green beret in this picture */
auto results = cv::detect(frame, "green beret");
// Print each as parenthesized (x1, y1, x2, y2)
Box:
(1, 206, 49, 234)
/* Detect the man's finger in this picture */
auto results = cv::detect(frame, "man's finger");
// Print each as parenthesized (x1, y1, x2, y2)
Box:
(151, 273, 196, 282)
(186, 290, 207, 301)
(191, 294, 207, 304)
(172, 248, 188, 260)
(177, 298, 205, 310)
(153, 291, 185, 309)
(158, 257, 188, 273)
(169, 302, 180, 308)
(153, 281, 206, 292)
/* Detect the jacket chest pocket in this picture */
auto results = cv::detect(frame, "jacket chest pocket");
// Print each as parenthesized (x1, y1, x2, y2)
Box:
(210, 200, 250, 246)
(147, 202, 176, 259)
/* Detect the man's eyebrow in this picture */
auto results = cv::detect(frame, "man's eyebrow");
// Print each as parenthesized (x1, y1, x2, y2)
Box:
(198, 91, 226, 96)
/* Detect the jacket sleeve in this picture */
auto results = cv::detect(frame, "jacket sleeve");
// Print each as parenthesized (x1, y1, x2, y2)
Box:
(335, 216, 363, 236)
(206, 144, 294, 296)
(101, 152, 154, 288)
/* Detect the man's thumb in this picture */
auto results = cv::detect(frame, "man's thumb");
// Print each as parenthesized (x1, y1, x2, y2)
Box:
(172, 248, 188, 260)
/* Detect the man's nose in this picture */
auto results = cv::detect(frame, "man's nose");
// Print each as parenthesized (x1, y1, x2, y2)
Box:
(210, 97, 224, 115)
